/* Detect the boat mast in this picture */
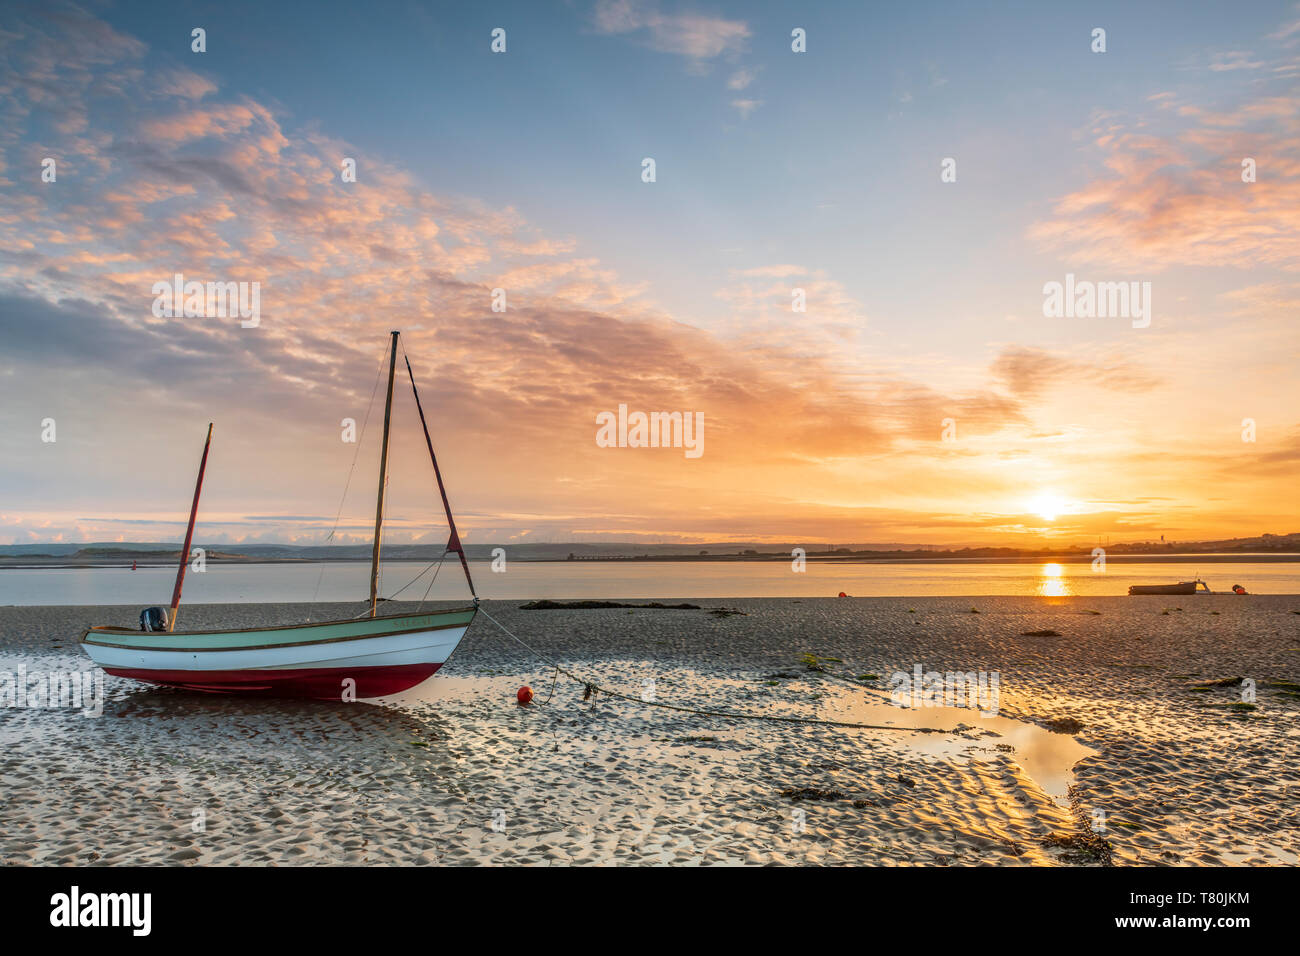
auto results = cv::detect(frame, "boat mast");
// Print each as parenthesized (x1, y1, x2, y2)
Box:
(404, 355, 477, 599)
(369, 331, 400, 617)
(168, 422, 213, 632)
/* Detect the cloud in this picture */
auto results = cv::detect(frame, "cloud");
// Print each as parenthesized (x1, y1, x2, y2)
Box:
(991, 347, 1160, 400)
(1209, 50, 1264, 71)
(154, 69, 218, 100)
(733, 264, 808, 278)
(592, 0, 750, 60)
(1027, 96, 1300, 270)
(1229, 427, 1300, 475)
(1219, 281, 1300, 316)
(592, 2, 758, 119)
(727, 68, 757, 90)
(139, 101, 271, 144)
(1269, 5, 1300, 44)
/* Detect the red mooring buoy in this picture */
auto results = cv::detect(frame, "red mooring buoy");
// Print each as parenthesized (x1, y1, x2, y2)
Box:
(838, 591, 848, 598)
(517, 685, 534, 705)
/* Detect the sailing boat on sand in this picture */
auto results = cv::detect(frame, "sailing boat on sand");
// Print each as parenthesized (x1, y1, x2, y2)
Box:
(80, 331, 478, 699)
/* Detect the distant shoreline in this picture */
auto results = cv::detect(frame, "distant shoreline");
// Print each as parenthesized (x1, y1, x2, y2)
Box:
(3, 552, 1300, 570)
(536, 552, 1300, 565)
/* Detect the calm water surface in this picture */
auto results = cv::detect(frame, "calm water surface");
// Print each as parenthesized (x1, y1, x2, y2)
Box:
(2, 560, 1297, 605)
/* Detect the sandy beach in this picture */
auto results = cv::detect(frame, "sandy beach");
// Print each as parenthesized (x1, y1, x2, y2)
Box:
(1, 596, 1297, 866)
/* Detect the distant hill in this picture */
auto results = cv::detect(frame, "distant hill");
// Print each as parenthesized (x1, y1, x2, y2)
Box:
(1, 533, 1297, 564)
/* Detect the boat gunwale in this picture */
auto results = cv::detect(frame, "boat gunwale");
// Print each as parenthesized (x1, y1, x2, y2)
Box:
(80, 605, 478, 652)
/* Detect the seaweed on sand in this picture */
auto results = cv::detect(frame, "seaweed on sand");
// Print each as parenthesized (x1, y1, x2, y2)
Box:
(1196, 676, 1245, 687)
(1042, 831, 1113, 865)
(1048, 784, 1116, 866)
(1042, 716, 1085, 734)
(520, 600, 701, 610)
(800, 653, 842, 672)
(780, 787, 847, 802)
(1200, 702, 1257, 712)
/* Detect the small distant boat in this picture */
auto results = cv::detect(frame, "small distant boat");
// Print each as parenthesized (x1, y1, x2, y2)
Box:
(1128, 579, 1211, 596)
(81, 331, 478, 699)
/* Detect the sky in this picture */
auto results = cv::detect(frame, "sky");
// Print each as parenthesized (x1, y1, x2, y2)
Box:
(0, 0, 1298, 548)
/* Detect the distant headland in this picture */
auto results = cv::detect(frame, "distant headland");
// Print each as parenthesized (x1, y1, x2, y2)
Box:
(1, 533, 1297, 568)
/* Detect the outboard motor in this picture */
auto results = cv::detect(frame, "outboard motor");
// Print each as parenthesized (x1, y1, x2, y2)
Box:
(139, 606, 169, 632)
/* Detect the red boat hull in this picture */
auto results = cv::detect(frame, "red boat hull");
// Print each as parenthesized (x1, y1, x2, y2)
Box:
(102, 662, 442, 699)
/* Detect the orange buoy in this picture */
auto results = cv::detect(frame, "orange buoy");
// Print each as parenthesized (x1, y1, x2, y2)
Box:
(516, 685, 533, 705)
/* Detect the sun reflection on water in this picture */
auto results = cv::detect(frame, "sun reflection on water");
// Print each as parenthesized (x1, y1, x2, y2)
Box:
(1037, 562, 1071, 597)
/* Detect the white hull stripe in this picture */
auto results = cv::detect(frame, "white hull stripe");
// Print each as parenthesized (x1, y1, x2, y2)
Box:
(81, 626, 469, 673)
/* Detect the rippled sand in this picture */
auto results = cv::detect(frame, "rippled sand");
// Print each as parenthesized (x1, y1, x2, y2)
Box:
(1, 596, 1297, 865)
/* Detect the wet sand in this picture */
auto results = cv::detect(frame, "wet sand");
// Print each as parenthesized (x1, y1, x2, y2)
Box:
(1, 596, 1297, 865)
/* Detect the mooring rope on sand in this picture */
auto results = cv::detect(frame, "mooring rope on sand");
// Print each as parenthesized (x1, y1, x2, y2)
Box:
(475, 605, 946, 735)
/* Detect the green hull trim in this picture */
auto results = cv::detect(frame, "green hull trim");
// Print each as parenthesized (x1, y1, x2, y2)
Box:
(81, 607, 478, 652)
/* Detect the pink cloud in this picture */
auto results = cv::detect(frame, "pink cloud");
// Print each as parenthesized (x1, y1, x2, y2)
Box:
(593, 0, 749, 59)
(1028, 96, 1300, 270)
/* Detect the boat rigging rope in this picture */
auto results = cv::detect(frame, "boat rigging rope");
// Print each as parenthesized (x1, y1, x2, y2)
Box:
(416, 552, 446, 611)
(358, 340, 463, 614)
(307, 342, 389, 621)
(474, 605, 946, 734)
(339, 552, 446, 619)
(382, 550, 446, 605)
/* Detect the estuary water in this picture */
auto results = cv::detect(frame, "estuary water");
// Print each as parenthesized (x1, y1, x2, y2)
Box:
(1, 559, 1296, 605)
